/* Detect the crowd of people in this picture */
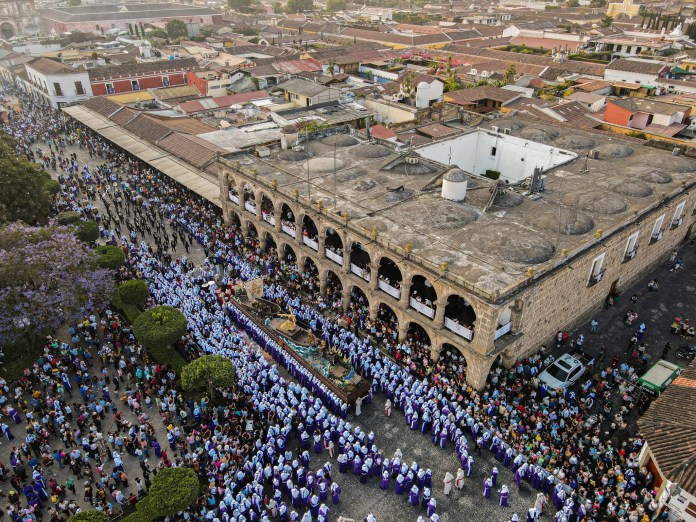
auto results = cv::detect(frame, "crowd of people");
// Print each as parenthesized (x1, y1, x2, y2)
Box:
(0, 84, 677, 522)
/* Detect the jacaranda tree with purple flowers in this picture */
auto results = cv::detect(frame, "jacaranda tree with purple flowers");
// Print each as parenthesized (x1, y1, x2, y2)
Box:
(0, 223, 116, 348)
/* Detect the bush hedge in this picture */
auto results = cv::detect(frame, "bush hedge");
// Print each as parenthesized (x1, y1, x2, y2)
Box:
(182, 355, 236, 394)
(76, 220, 99, 242)
(56, 211, 81, 225)
(118, 279, 150, 306)
(111, 288, 141, 325)
(134, 467, 199, 519)
(133, 305, 188, 373)
(68, 511, 109, 522)
(95, 245, 126, 270)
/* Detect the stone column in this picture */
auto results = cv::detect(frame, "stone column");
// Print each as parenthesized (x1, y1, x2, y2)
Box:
(342, 286, 351, 311)
(398, 322, 409, 342)
(369, 301, 379, 321)
(430, 343, 444, 363)
(296, 214, 304, 247)
(317, 233, 324, 255)
(465, 353, 496, 391)
(400, 279, 411, 308)
(319, 271, 328, 296)
(433, 298, 446, 329)
(369, 261, 379, 290)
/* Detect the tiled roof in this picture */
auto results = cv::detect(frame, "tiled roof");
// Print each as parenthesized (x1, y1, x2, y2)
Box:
(276, 78, 328, 98)
(606, 58, 669, 75)
(123, 114, 172, 144)
(81, 96, 122, 117)
(177, 90, 270, 114)
(26, 57, 77, 75)
(152, 85, 200, 101)
(638, 361, 696, 496)
(416, 123, 459, 139)
(148, 116, 214, 135)
(109, 107, 137, 126)
(272, 58, 322, 74)
(445, 85, 520, 105)
(39, 5, 218, 23)
(547, 101, 602, 128)
(88, 58, 197, 80)
(157, 132, 227, 169)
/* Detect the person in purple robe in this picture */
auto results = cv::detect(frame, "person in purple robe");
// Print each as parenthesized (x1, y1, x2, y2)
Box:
(439, 429, 447, 449)
(424, 469, 432, 489)
(409, 485, 420, 506)
(421, 487, 431, 509)
(353, 455, 362, 475)
(491, 467, 498, 487)
(317, 478, 328, 502)
(330, 482, 340, 504)
(152, 439, 161, 458)
(483, 478, 492, 498)
(427, 498, 437, 517)
(499, 485, 509, 507)
(497, 444, 506, 461)
(380, 470, 390, 490)
(395, 474, 405, 495)
(309, 495, 320, 518)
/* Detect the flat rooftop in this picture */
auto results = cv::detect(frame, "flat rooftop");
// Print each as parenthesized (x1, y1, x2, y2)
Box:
(228, 116, 696, 298)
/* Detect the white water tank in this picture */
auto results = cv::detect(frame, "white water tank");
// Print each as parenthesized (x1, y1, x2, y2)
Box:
(442, 168, 468, 202)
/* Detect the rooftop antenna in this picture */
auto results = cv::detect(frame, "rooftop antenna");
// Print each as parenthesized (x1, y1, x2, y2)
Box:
(580, 153, 589, 174)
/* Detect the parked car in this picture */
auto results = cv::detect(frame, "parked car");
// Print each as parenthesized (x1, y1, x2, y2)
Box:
(539, 350, 595, 392)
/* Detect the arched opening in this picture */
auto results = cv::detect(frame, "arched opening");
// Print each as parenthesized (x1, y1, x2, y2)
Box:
(228, 209, 241, 227)
(349, 242, 371, 282)
(242, 184, 256, 215)
(0, 23, 15, 40)
(324, 228, 344, 265)
(283, 243, 296, 264)
(261, 194, 275, 225)
(348, 285, 369, 327)
(409, 275, 437, 319)
(301, 257, 319, 293)
(495, 306, 513, 341)
(280, 203, 296, 238)
(247, 221, 258, 242)
(228, 179, 239, 205)
(438, 343, 467, 390)
(264, 232, 276, 253)
(301, 215, 319, 250)
(397, 322, 432, 377)
(444, 295, 477, 341)
(324, 270, 343, 309)
(375, 303, 399, 349)
(377, 257, 402, 299)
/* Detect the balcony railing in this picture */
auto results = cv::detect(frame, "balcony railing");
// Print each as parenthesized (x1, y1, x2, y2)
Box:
(281, 223, 296, 238)
(378, 279, 401, 299)
(410, 297, 435, 319)
(244, 201, 257, 215)
(650, 229, 664, 244)
(350, 263, 370, 282)
(303, 236, 319, 251)
(623, 247, 637, 262)
(444, 317, 472, 340)
(262, 213, 275, 226)
(495, 321, 512, 340)
(326, 249, 343, 265)
(229, 193, 240, 204)
(671, 217, 683, 229)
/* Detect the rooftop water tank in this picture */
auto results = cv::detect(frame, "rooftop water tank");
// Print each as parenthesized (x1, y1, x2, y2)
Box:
(442, 168, 467, 202)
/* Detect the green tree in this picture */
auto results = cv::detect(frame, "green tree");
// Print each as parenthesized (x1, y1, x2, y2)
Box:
(601, 15, 614, 27)
(118, 279, 150, 307)
(400, 73, 417, 105)
(94, 245, 125, 270)
(567, 0, 579, 6)
(165, 19, 188, 40)
(286, 0, 313, 13)
(148, 29, 169, 40)
(75, 220, 99, 242)
(133, 305, 188, 352)
(589, 0, 606, 7)
(56, 211, 81, 225)
(134, 24, 140, 38)
(272, 1, 284, 12)
(134, 467, 199, 519)
(326, 0, 347, 11)
(503, 63, 517, 85)
(0, 132, 54, 226)
(68, 511, 108, 522)
(182, 355, 236, 398)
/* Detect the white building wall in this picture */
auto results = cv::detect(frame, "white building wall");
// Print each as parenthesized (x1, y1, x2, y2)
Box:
(604, 68, 660, 85)
(415, 80, 443, 109)
(25, 66, 92, 108)
(416, 130, 577, 183)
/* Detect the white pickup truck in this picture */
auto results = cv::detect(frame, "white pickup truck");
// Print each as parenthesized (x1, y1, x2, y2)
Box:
(539, 350, 595, 392)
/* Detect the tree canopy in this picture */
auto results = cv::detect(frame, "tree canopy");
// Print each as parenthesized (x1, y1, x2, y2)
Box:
(95, 245, 125, 270)
(134, 467, 199, 518)
(326, 0, 346, 11)
(76, 220, 99, 242)
(68, 511, 108, 522)
(165, 19, 188, 40)
(118, 279, 150, 307)
(228, 0, 254, 11)
(286, 0, 313, 13)
(0, 132, 54, 226)
(182, 355, 236, 396)
(133, 305, 188, 351)
(0, 223, 115, 345)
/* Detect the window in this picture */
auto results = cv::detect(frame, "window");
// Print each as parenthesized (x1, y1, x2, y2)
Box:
(106, 83, 115, 94)
(163, 77, 170, 87)
(490, 146, 497, 157)
(624, 232, 639, 262)
(131, 80, 140, 90)
(650, 214, 665, 244)
(74, 81, 84, 95)
(53, 82, 62, 96)
(588, 253, 605, 287)
(671, 202, 685, 228)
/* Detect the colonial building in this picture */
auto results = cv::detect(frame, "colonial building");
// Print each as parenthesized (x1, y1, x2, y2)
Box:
(22, 57, 92, 108)
(0, 0, 40, 39)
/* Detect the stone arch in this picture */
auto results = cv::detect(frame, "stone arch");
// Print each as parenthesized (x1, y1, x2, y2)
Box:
(301, 214, 319, 240)
(326, 269, 343, 291)
(246, 220, 258, 240)
(227, 176, 240, 205)
(260, 193, 275, 224)
(0, 22, 15, 40)
(279, 202, 297, 237)
(375, 302, 399, 339)
(324, 226, 344, 264)
(263, 231, 277, 251)
(228, 208, 241, 227)
(281, 242, 297, 263)
(437, 341, 469, 384)
(349, 240, 371, 281)
(350, 284, 370, 309)
(443, 294, 478, 342)
(409, 274, 438, 318)
(242, 183, 256, 215)
(377, 256, 403, 299)
(300, 256, 319, 293)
